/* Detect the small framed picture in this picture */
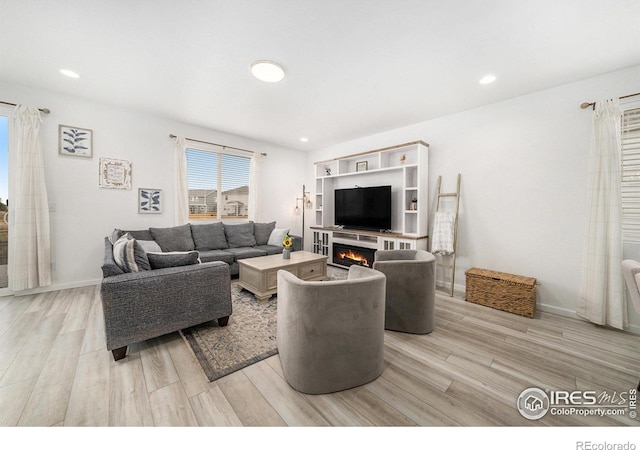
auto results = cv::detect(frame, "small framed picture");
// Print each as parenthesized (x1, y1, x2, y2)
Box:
(99, 157, 132, 189)
(356, 161, 368, 172)
(59, 125, 93, 157)
(138, 188, 162, 213)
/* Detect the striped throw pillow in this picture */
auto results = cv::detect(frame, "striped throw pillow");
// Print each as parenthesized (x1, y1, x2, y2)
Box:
(112, 233, 151, 273)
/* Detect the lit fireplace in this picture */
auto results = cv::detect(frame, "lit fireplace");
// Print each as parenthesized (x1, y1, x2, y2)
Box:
(333, 243, 377, 268)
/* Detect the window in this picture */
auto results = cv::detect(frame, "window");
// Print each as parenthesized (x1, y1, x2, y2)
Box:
(185, 147, 251, 221)
(621, 106, 640, 243)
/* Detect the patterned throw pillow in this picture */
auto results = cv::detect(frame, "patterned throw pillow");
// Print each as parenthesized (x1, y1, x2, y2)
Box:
(112, 233, 151, 272)
(146, 251, 201, 270)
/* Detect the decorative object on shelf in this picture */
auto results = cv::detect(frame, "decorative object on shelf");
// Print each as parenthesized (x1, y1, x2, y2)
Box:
(410, 197, 418, 211)
(138, 188, 162, 213)
(356, 161, 368, 172)
(400, 154, 406, 164)
(59, 124, 92, 157)
(99, 157, 132, 189)
(282, 234, 293, 259)
(325, 167, 332, 176)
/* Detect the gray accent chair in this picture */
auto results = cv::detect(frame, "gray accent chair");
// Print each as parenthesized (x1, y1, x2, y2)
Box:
(100, 237, 232, 361)
(373, 249, 436, 334)
(276, 265, 386, 394)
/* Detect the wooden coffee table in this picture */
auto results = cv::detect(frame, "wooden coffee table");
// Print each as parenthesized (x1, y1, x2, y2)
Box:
(238, 251, 328, 300)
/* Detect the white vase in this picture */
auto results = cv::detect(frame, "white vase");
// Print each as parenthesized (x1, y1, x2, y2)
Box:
(283, 248, 291, 259)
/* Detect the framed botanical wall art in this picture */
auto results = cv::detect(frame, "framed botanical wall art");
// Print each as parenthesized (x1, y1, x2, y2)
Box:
(138, 188, 162, 213)
(99, 157, 132, 189)
(59, 125, 93, 157)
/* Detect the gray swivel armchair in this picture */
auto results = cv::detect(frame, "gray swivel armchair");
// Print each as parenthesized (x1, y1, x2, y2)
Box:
(373, 249, 436, 334)
(276, 265, 386, 394)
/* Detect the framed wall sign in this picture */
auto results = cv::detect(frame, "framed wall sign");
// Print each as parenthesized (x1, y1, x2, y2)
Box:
(356, 161, 368, 172)
(59, 125, 93, 157)
(99, 157, 132, 189)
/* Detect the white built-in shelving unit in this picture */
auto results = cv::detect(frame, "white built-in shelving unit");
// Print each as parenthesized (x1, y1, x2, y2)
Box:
(311, 141, 429, 260)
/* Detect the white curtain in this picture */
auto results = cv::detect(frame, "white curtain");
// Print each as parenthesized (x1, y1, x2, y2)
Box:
(8, 106, 52, 291)
(174, 136, 189, 224)
(577, 98, 627, 330)
(248, 152, 264, 221)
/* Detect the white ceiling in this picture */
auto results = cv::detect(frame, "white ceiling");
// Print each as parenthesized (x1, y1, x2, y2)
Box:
(1, 0, 639, 151)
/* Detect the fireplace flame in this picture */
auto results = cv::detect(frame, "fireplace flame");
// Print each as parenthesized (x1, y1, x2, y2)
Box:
(337, 249, 369, 267)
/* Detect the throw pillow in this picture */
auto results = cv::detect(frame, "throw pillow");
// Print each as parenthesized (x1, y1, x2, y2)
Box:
(191, 222, 229, 250)
(267, 228, 290, 248)
(137, 240, 162, 253)
(112, 233, 151, 273)
(109, 228, 125, 244)
(223, 222, 257, 248)
(149, 224, 195, 252)
(253, 221, 276, 246)
(146, 251, 201, 270)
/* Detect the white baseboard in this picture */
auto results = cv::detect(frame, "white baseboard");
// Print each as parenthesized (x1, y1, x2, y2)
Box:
(437, 281, 640, 335)
(10, 278, 101, 297)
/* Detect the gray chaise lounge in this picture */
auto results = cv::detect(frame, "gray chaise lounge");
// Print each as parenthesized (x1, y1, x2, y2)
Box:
(100, 237, 232, 361)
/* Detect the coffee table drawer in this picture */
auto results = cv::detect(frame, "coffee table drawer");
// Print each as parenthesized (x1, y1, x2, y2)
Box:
(267, 267, 297, 290)
(299, 261, 325, 280)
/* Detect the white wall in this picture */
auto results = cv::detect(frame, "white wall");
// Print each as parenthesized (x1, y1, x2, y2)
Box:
(306, 65, 640, 333)
(0, 81, 306, 291)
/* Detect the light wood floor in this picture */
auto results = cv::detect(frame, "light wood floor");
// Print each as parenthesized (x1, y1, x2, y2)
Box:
(0, 284, 638, 429)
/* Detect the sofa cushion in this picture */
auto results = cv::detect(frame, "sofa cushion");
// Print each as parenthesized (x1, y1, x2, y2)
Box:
(137, 240, 162, 253)
(191, 222, 229, 250)
(254, 245, 283, 255)
(224, 222, 256, 248)
(198, 249, 235, 265)
(226, 247, 268, 260)
(267, 228, 289, 248)
(149, 224, 195, 252)
(112, 233, 151, 273)
(146, 251, 200, 270)
(253, 221, 276, 246)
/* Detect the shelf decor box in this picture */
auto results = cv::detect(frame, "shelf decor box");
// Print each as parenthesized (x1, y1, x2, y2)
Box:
(465, 268, 536, 317)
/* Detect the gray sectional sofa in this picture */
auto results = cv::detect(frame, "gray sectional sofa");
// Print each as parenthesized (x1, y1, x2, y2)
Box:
(100, 221, 300, 360)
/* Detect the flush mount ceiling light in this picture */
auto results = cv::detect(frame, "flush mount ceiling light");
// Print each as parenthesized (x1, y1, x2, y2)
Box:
(300, 137, 309, 142)
(251, 60, 285, 83)
(479, 74, 496, 85)
(60, 69, 80, 78)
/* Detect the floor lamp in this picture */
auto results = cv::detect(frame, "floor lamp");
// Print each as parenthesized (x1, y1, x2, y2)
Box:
(295, 184, 312, 250)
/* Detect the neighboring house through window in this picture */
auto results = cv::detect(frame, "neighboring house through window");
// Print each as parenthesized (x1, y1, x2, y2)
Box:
(185, 147, 251, 221)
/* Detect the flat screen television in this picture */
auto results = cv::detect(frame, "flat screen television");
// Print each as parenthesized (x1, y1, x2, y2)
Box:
(334, 185, 392, 231)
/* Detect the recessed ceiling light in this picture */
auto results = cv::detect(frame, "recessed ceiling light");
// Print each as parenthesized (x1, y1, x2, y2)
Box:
(251, 60, 285, 83)
(479, 74, 496, 85)
(60, 69, 80, 78)
(300, 137, 309, 142)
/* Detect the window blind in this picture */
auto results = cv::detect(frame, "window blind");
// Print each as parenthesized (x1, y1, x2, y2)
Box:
(621, 107, 640, 243)
(185, 148, 251, 220)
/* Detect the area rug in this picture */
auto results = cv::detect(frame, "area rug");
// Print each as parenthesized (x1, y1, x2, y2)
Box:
(181, 266, 347, 382)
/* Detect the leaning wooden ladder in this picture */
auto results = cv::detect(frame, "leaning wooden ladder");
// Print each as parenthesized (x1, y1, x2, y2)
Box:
(433, 174, 461, 296)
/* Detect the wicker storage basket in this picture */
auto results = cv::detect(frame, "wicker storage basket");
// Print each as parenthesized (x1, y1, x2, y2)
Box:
(465, 268, 536, 317)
